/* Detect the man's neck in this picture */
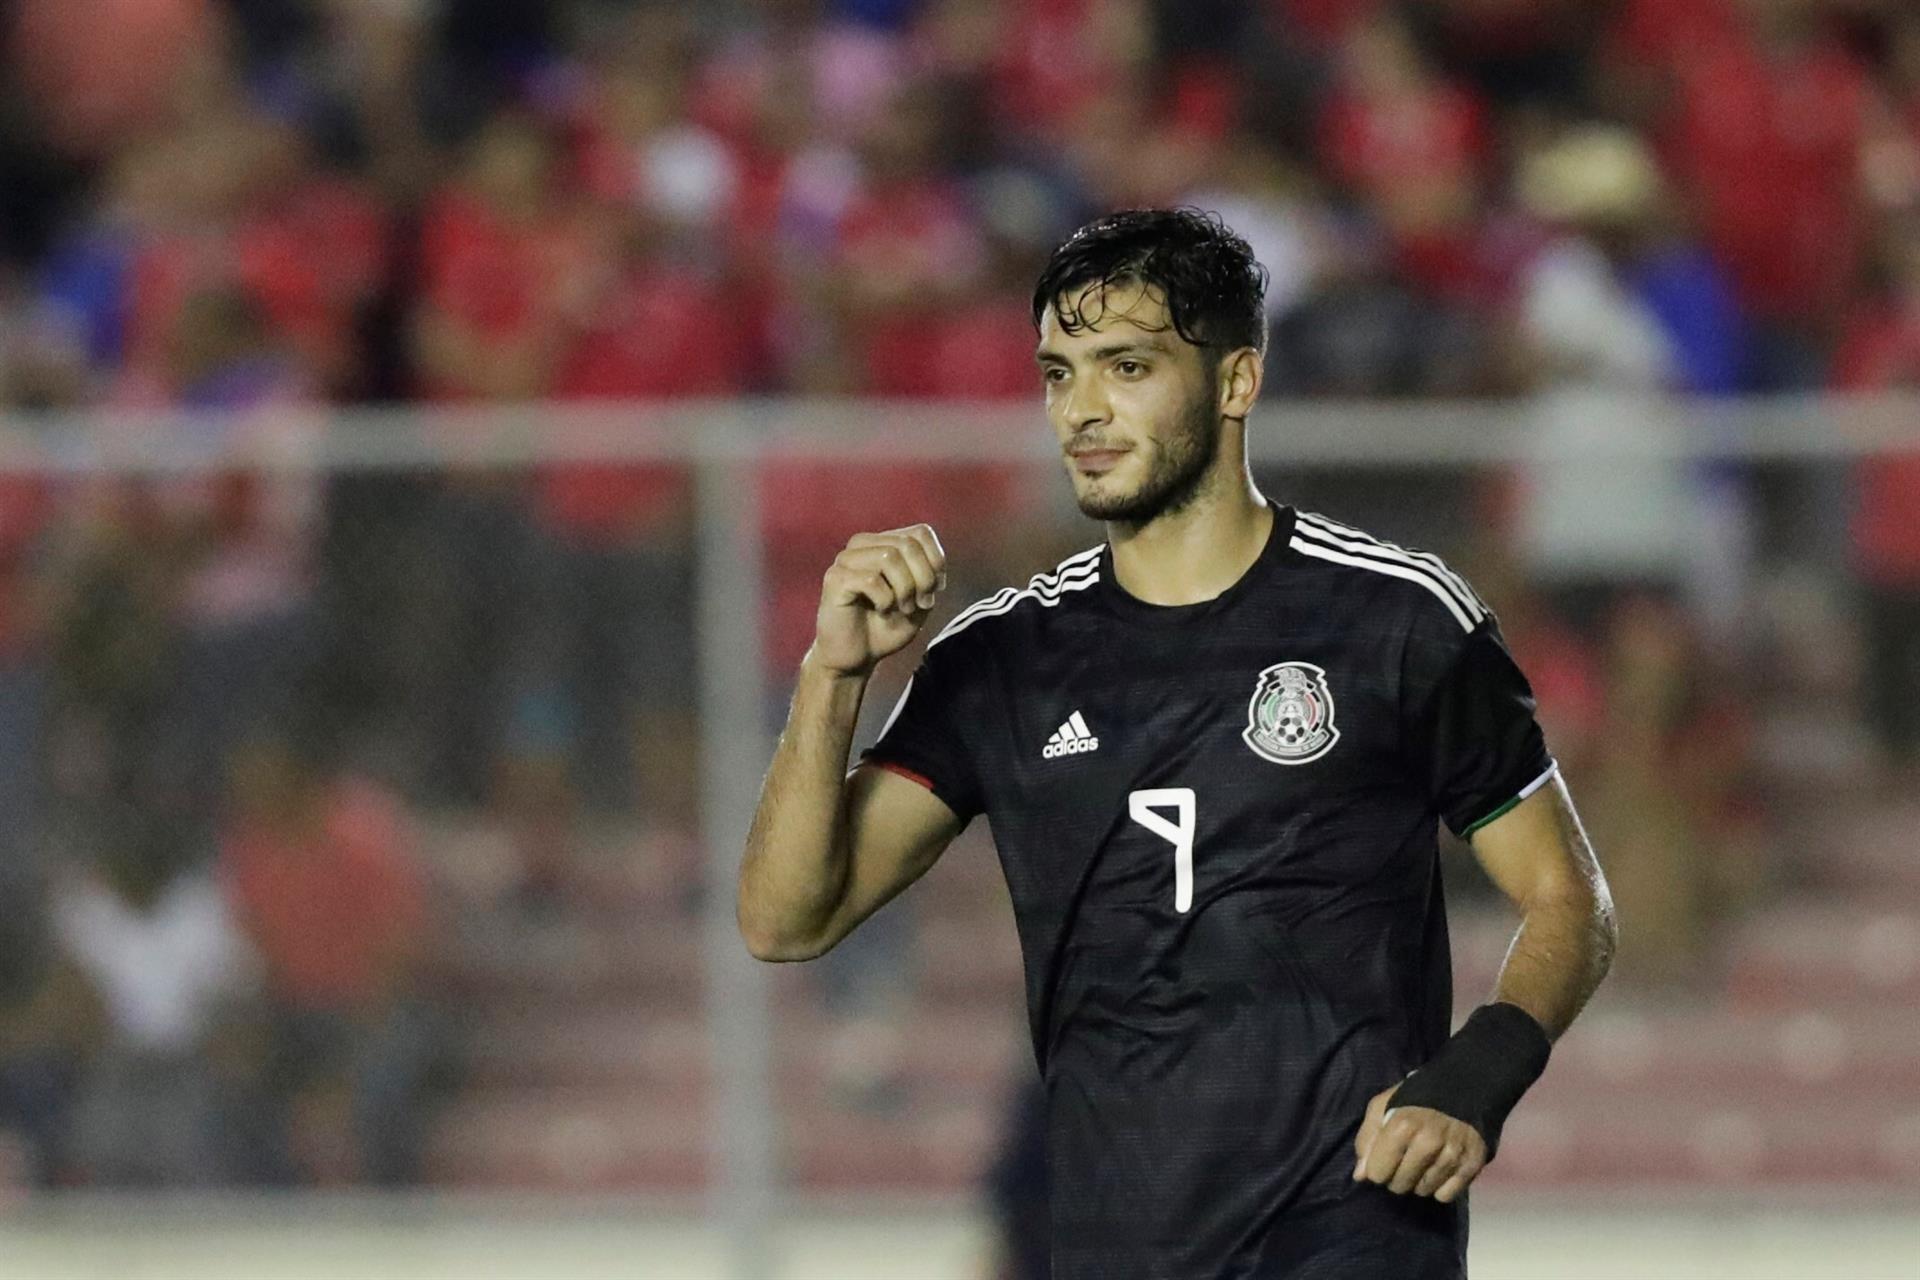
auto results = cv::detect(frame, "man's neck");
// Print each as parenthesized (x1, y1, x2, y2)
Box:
(1108, 471, 1274, 607)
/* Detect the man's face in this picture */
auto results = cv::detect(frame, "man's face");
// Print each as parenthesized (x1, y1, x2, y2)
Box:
(1037, 281, 1222, 526)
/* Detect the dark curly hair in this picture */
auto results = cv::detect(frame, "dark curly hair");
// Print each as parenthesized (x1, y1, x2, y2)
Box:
(1031, 208, 1270, 356)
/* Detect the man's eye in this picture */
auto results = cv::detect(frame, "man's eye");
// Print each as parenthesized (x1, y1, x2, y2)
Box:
(1116, 360, 1145, 376)
(1044, 367, 1069, 383)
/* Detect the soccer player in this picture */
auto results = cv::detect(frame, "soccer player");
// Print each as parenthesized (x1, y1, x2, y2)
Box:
(738, 209, 1618, 1278)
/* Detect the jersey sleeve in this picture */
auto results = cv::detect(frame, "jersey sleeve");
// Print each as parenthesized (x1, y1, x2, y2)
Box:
(1406, 616, 1557, 840)
(857, 635, 986, 823)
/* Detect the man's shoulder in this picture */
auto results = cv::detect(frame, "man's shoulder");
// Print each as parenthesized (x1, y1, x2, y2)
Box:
(923, 543, 1107, 660)
(1284, 509, 1492, 640)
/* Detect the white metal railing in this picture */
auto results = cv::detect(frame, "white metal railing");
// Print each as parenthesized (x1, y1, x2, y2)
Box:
(0, 394, 1915, 473)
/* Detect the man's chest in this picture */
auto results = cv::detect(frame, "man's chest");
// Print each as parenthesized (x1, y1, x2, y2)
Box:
(973, 627, 1426, 912)
(989, 626, 1404, 795)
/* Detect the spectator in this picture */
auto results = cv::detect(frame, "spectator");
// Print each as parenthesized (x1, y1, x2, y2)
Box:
(223, 0, 442, 203)
(919, 169, 1068, 400)
(516, 203, 740, 828)
(0, 452, 52, 879)
(115, 287, 321, 834)
(1831, 209, 1920, 789)
(973, 0, 1151, 146)
(1507, 124, 1723, 628)
(688, 25, 829, 390)
(1660, 0, 1875, 388)
(29, 101, 388, 403)
(109, 108, 388, 403)
(414, 109, 599, 403)
(410, 108, 596, 804)
(832, 78, 988, 395)
(1421, 0, 1603, 112)
(1578, 596, 1756, 991)
(1268, 0, 1386, 57)
(1266, 229, 1495, 398)
(1320, 10, 1492, 299)
(570, 5, 736, 244)
(32, 140, 196, 394)
(50, 818, 260, 1186)
(218, 738, 446, 1186)
(1182, 131, 1333, 328)
(759, 79, 1046, 674)
(45, 505, 187, 825)
(0, 877, 102, 1189)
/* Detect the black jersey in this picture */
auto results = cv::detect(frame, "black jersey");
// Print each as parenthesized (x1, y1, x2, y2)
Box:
(860, 505, 1555, 1280)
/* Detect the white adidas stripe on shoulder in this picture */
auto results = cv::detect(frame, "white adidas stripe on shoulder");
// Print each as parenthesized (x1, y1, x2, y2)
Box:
(931, 561, 1100, 647)
(1295, 512, 1488, 618)
(936, 555, 1097, 637)
(1290, 536, 1477, 632)
(1294, 512, 1485, 618)
(929, 545, 1103, 648)
(944, 544, 1101, 623)
(1290, 523, 1480, 632)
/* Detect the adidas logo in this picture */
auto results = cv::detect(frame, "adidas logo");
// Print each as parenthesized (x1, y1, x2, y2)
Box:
(1042, 711, 1100, 759)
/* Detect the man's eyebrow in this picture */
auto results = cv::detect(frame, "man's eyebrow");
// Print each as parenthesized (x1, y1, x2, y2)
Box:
(1090, 340, 1168, 360)
(1034, 339, 1170, 364)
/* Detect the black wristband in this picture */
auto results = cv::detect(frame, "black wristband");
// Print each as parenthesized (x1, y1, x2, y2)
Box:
(1385, 1001, 1552, 1160)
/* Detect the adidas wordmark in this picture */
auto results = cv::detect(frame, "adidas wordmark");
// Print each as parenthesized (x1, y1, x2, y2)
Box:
(1042, 711, 1100, 759)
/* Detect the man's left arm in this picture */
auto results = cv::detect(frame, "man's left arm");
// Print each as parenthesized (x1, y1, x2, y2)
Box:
(1353, 771, 1618, 1201)
(1464, 770, 1618, 1040)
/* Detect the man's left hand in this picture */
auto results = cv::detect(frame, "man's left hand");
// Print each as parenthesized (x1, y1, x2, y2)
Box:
(1351, 1083, 1487, 1203)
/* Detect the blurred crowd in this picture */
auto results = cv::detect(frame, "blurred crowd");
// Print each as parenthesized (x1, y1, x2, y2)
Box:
(2, 0, 1919, 1198)
(8, 0, 1920, 405)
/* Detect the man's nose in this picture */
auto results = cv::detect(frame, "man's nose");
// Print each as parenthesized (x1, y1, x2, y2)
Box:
(1062, 377, 1111, 431)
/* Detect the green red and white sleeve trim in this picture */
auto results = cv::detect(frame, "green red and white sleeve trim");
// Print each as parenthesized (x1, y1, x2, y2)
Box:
(1459, 760, 1560, 839)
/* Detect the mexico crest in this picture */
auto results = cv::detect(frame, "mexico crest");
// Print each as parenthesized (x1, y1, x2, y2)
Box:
(1243, 661, 1340, 765)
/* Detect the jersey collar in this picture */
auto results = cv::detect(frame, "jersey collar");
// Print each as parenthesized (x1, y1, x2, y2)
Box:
(1093, 505, 1297, 629)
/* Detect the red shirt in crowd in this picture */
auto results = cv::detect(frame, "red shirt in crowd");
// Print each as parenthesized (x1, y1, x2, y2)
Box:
(542, 264, 744, 544)
(1323, 84, 1486, 202)
(987, 0, 1123, 138)
(1606, 0, 1742, 73)
(1832, 305, 1920, 585)
(220, 779, 427, 1012)
(415, 190, 598, 401)
(1320, 70, 1491, 298)
(1667, 28, 1872, 321)
(837, 177, 986, 394)
(123, 178, 388, 394)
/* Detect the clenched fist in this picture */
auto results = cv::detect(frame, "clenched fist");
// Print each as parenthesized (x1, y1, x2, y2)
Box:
(807, 525, 949, 677)
(1351, 1083, 1487, 1204)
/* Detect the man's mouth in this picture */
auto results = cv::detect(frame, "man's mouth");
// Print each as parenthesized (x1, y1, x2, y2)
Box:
(1069, 446, 1130, 474)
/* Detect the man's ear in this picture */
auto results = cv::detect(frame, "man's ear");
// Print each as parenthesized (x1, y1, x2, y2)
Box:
(1218, 346, 1263, 420)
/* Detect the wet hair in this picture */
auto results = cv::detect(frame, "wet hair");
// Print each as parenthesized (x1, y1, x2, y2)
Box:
(1031, 208, 1269, 356)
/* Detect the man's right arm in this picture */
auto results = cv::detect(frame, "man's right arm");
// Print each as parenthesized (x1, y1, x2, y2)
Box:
(736, 524, 964, 962)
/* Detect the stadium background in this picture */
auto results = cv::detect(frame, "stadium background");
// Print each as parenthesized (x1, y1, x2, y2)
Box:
(1, 0, 1917, 1275)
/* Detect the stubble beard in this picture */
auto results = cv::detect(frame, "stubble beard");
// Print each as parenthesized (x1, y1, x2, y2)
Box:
(1074, 381, 1223, 528)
